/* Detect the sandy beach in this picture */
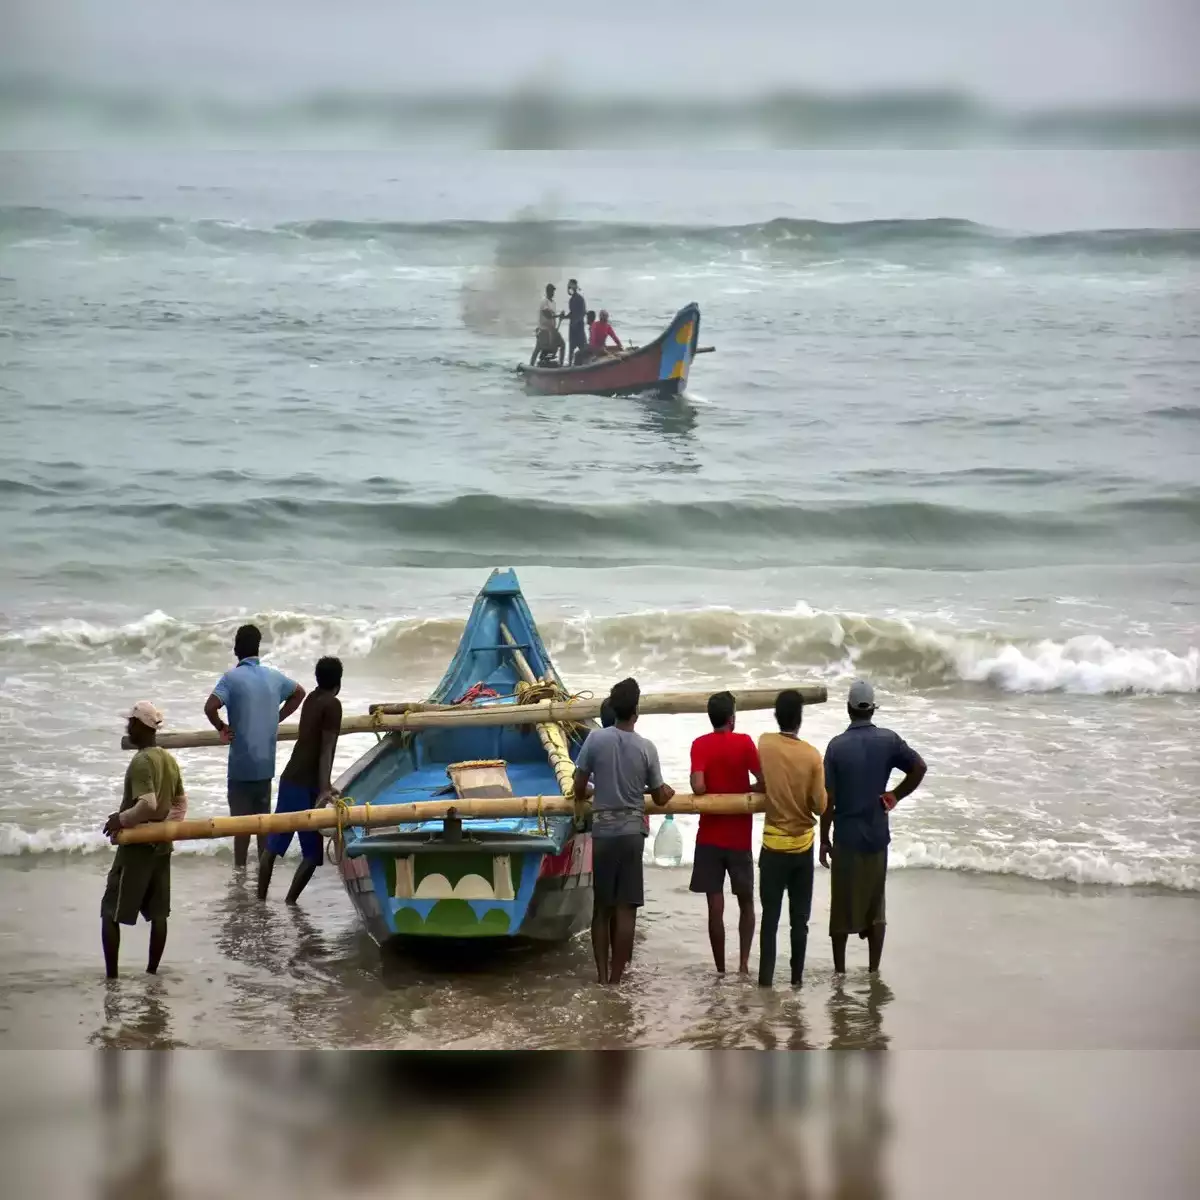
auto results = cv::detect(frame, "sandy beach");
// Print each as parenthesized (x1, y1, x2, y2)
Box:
(3, 855, 1196, 1052)
(2, 858, 1199, 1199)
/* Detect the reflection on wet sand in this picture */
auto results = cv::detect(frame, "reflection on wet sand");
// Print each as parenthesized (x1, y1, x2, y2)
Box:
(0, 1046, 1183, 1200)
(96, 1051, 175, 1200)
(92, 979, 182, 1050)
(79, 1051, 899, 1200)
(829, 976, 893, 1051)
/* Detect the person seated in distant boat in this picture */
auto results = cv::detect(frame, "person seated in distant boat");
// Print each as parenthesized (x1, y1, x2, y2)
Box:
(531, 283, 565, 367)
(588, 308, 623, 357)
(574, 310, 598, 365)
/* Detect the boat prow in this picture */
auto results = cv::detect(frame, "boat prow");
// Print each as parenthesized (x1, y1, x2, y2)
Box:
(518, 303, 702, 398)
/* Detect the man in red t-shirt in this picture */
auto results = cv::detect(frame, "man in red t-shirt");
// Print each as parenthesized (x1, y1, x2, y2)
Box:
(689, 691, 764, 974)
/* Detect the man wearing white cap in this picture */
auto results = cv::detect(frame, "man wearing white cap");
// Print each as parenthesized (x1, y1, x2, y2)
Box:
(101, 702, 188, 979)
(820, 680, 926, 974)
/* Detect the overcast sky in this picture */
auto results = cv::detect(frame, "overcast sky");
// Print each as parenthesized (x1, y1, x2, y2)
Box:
(5, 0, 1200, 105)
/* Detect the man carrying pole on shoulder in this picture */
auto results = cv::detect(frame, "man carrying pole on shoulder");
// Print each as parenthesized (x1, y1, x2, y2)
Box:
(101, 702, 188, 979)
(573, 677, 674, 985)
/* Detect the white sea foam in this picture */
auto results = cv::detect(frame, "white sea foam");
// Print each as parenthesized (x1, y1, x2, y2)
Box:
(4, 606, 1196, 695)
(4, 816, 1193, 890)
(889, 839, 1199, 890)
(0, 823, 228, 857)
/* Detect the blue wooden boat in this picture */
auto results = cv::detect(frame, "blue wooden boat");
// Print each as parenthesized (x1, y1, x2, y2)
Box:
(334, 569, 595, 945)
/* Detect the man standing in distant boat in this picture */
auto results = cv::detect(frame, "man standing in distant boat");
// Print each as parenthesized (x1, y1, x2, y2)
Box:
(101, 702, 188, 979)
(566, 278, 587, 364)
(820, 680, 926, 974)
(531, 282, 565, 366)
(756, 689, 826, 988)
(204, 624, 305, 869)
(573, 677, 674, 985)
(689, 691, 764, 976)
(258, 656, 344, 904)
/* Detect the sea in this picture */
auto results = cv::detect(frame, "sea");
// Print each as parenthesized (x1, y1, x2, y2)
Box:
(1, 105, 1198, 1052)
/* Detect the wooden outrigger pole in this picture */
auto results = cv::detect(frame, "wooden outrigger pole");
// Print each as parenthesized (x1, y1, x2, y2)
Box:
(115, 793, 767, 846)
(121, 685, 828, 750)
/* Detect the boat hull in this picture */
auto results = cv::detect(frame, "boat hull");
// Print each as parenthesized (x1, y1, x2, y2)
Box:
(338, 826, 593, 944)
(518, 303, 700, 397)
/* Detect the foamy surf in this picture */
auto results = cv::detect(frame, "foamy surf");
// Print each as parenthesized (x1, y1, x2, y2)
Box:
(4, 605, 1195, 695)
(4, 816, 1194, 892)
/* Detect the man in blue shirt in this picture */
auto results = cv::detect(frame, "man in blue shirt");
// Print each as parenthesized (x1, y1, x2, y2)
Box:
(820, 680, 926, 974)
(204, 624, 305, 868)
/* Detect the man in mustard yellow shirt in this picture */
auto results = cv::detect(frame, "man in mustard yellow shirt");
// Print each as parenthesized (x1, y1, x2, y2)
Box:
(756, 689, 827, 988)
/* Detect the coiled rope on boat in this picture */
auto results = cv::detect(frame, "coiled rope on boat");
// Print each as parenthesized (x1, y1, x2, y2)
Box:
(514, 679, 592, 736)
(326, 793, 369, 866)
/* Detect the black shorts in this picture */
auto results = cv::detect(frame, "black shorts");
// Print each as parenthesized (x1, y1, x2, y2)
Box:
(228, 778, 272, 817)
(101, 846, 171, 926)
(689, 843, 754, 898)
(593, 834, 645, 909)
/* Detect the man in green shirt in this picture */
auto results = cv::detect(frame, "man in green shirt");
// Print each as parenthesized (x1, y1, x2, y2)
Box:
(101, 701, 188, 979)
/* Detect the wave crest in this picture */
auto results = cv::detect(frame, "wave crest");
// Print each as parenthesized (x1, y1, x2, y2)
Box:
(5, 205, 1199, 261)
(4, 605, 1195, 696)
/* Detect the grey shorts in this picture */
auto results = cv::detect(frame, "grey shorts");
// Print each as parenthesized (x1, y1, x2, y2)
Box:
(593, 834, 645, 910)
(228, 778, 272, 818)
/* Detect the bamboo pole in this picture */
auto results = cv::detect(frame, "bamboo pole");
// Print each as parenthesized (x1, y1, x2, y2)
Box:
(114, 792, 766, 845)
(124, 685, 828, 750)
(498, 622, 577, 799)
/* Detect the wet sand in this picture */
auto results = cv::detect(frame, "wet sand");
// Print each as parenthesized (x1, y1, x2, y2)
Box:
(1, 856, 1196, 1051)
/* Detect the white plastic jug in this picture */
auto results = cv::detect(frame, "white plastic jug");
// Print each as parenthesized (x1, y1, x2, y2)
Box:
(653, 814, 683, 868)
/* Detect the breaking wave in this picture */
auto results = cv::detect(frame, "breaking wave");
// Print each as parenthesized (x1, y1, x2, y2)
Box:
(3, 605, 1196, 696)
(0, 823, 228, 858)
(4, 205, 1199, 262)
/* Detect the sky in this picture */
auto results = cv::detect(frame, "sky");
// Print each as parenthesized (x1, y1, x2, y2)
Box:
(4, 0, 1200, 105)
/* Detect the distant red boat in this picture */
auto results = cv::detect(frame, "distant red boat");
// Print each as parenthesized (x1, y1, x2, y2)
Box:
(517, 303, 706, 398)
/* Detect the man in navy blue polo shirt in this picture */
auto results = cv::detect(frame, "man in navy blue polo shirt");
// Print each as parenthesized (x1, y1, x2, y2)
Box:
(204, 624, 305, 869)
(820, 680, 926, 974)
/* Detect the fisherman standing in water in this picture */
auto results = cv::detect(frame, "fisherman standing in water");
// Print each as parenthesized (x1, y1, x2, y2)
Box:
(821, 680, 927, 974)
(204, 624, 305, 869)
(573, 677, 674, 985)
(258, 656, 344, 904)
(101, 702, 188, 979)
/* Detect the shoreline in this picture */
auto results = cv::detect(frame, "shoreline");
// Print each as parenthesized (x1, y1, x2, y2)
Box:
(2, 855, 1196, 1051)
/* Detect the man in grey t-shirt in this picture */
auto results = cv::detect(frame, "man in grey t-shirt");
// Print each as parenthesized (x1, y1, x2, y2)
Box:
(574, 677, 674, 985)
